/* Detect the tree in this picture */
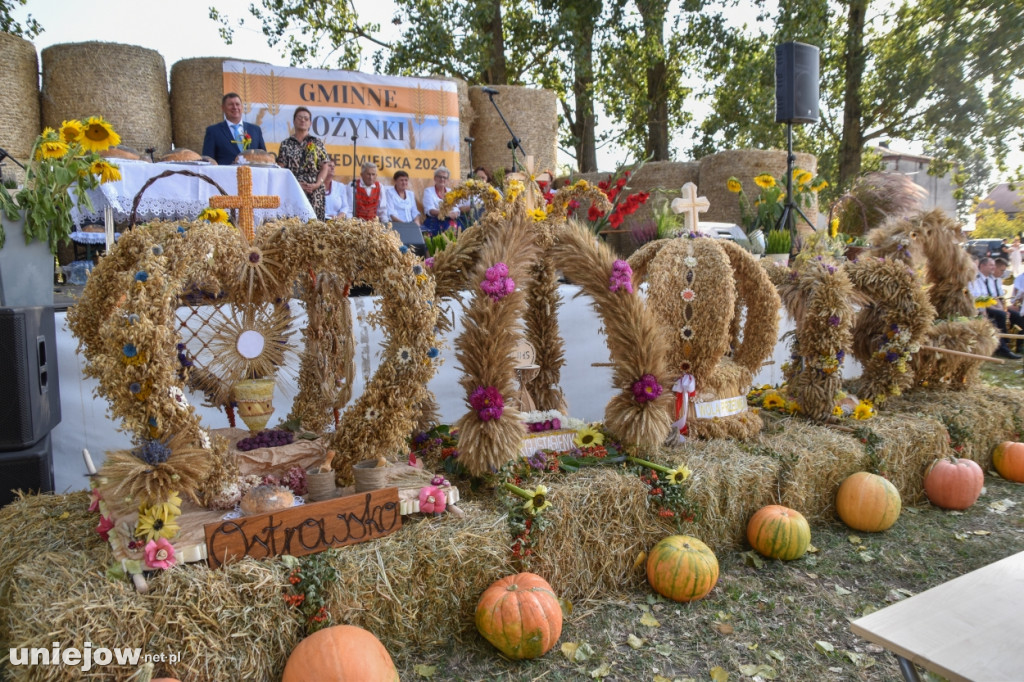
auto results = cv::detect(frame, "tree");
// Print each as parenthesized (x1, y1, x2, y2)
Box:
(692, 0, 1024, 195)
(973, 208, 1024, 239)
(1, 0, 42, 39)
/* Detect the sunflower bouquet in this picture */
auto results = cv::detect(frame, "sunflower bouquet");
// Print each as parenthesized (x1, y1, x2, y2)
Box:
(727, 168, 827, 236)
(0, 116, 122, 254)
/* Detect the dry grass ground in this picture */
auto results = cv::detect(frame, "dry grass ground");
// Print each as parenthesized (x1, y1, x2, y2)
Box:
(396, 474, 1024, 681)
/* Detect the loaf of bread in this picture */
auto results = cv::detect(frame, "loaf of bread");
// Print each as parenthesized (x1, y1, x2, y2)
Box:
(240, 485, 295, 515)
(99, 146, 142, 160)
(240, 149, 276, 165)
(160, 149, 202, 163)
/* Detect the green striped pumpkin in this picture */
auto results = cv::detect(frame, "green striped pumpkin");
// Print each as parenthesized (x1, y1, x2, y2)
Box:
(747, 505, 811, 560)
(646, 535, 719, 602)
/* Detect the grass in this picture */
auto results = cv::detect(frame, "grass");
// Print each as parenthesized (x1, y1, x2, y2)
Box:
(395, 473, 1024, 681)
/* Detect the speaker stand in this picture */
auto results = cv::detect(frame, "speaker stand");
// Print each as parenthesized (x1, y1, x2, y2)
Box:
(775, 122, 814, 253)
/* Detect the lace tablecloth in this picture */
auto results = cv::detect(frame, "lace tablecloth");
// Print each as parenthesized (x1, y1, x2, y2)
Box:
(71, 161, 316, 226)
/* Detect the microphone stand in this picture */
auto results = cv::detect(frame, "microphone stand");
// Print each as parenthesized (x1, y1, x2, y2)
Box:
(349, 132, 359, 190)
(464, 137, 475, 178)
(484, 91, 526, 173)
(774, 121, 813, 253)
(0, 147, 25, 170)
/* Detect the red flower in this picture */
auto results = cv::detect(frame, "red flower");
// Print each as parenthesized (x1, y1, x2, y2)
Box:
(588, 205, 605, 221)
(608, 210, 625, 229)
(616, 177, 627, 189)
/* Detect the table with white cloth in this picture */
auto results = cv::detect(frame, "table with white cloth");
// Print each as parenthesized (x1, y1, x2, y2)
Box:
(70, 160, 316, 227)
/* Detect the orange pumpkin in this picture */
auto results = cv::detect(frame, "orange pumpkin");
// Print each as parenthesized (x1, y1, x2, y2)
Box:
(281, 624, 398, 682)
(646, 535, 719, 602)
(992, 441, 1024, 483)
(923, 457, 984, 510)
(475, 572, 563, 659)
(747, 505, 811, 560)
(836, 472, 901, 532)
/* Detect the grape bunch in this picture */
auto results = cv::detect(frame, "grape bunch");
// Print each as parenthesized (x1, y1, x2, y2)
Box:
(236, 429, 295, 451)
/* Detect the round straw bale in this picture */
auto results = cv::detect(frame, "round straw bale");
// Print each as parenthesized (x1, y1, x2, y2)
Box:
(469, 85, 557, 177)
(41, 41, 172, 156)
(0, 33, 40, 159)
(424, 75, 474, 179)
(170, 57, 235, 154)
(699, 149, 818, 230)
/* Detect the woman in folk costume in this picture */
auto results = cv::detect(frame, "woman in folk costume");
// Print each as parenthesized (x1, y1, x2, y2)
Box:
(422, 166, 460, 236)
(352, 161, 389, 223)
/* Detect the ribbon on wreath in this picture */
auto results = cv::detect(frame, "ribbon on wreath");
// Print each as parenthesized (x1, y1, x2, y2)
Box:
(671, 374, 696, 443)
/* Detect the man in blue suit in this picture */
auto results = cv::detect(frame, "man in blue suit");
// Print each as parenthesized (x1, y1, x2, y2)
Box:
(202, 92, 266, 165)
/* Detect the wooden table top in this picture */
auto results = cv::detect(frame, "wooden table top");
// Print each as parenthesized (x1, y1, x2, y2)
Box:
(850, 550, 1024, 682)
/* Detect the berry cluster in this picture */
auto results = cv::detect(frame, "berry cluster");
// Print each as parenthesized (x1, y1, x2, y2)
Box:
(236, 429, 295, 451)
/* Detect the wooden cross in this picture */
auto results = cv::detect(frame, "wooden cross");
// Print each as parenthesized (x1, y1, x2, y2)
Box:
(506, 155, 540, 211)
(209, 166, 281, 242)
(670, 182, 710, 234)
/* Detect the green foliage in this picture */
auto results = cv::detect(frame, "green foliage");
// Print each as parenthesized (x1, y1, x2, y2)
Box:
(0, 0, 42, 38)
(765, 228, 791, 255)
(728, 169, 826, 235)
(973, 208, 1024, 240)
(281, 551, 341, 633)
(424, 228, 459, 256)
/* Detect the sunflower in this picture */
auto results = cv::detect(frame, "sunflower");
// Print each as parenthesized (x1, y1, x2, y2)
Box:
(852, 401, 874, 420)
(793, 169, 813, 185)
(832, 404, 844, 417)
(667, 464, 691, 485)
(811, 180, 828, 192)
(91, 160, 121, 183)
(726, 177, 742, 193)
(36, 139, 69, 160)
(59, 119, 83, 144)
(753, 174, 776, 189)
(134, 504, 180, 541)
(522, 484, 552, 516)
(145, 490, 182, 518)
(574, 425, 605, 447)
(197, 207, 230, 224)
(829, 218, 840, 238)
(78, 116, 121, 153)
(762, 393, 786, 410)
(528, 207, 547, 222)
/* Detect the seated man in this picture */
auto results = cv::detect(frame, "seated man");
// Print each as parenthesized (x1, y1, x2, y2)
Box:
(969, 256, 1022, 359)
(201, 93, 266, 166)
(352, 161, 389, 223)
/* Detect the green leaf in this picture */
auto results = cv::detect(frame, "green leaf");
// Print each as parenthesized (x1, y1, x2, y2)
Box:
(815, 640, 835, 655)
(627, 633, 645, 649)
(640, 611, 661, 627)
(413, 663, 437, 678)
(590, 662, 613, 678)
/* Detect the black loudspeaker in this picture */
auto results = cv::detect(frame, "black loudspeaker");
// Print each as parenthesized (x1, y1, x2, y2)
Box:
(0, 433, 54, 507)
(775, 42, 820, 124)
(392, 222, 428, 258)
(0, 306, 61, 451)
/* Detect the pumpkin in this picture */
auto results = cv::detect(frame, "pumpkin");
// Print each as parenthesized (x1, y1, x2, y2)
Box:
(281, 624, 398, 682)
(992, 441, 1024, 483)
(747, 505, 811, 560)
(835, 472, 901, 532)
(646, 535, 719, 602)
(475, 572, 563, 659)
(923, 457, 984, 510)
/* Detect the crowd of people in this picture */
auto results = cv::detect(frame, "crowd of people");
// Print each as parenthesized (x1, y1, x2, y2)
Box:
(971, 252, 1024, 359)
(201, 93, 497, 228)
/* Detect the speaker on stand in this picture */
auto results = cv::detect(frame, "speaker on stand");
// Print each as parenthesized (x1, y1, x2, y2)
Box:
(0, 306, 61, 507)
(774, 42, 820, 244)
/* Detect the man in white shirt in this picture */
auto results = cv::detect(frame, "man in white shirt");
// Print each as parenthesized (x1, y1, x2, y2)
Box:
(351, 162, 389, 223)
(970, 257, 1022, 358)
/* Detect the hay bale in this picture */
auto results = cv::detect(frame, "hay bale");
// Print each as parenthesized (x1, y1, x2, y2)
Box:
(170, 57, 233, 154)
(41, 41, 172, 156)
(0, 33, 40, 159)
(424, 75, 474, 179)
(861, 414, 950, 505)
(532, 468, 675, 600)
(323, 500, 514, 655)
(469, 85, 557, 177)
(758, 422, 868, 520)
(698, 149, 818, 229)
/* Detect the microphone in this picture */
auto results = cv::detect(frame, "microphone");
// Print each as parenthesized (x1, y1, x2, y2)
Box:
(464, 136, 475, 143)
(480, 87, 500, 95)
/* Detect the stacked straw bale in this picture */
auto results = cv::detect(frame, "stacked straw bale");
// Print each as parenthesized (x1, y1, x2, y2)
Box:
(0, 32, 40, 163)
(699, 149, 818, 229)
(469, 85, 556, 177)
(425, 75, 474, 179)
(170, 57, 233, 154)
(41, 41, 172, 156)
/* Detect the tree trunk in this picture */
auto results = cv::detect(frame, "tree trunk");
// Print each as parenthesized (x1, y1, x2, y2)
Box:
(837, 0, 869, 189)
(572, 22, 598, 172)
(638, 0, 670, 160)
(484, 0, 508, 85)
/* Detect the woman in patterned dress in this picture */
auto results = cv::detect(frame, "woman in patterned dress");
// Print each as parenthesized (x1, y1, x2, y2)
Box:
(277, 106, 330, 220)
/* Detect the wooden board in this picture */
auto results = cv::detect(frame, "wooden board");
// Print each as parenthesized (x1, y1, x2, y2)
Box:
(204, 487, 401, 568)
(850, 550, 1024, 682)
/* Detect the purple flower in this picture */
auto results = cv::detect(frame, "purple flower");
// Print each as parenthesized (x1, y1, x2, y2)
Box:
(551, 418, 561, 430)
(469, 385, 504, 421)
(527, 451, 547, 470)
(886, 351, 900, 362)
(631, 374, 663, 403)
(424, 256, 435, 269)
(828, 315, 841, 327)
(609, 259, 634, 293)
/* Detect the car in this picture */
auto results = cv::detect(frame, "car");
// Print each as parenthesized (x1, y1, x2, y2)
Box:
(965, 238, 1007, 260)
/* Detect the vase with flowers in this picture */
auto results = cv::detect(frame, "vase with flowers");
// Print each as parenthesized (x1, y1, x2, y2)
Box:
(0, 117, 121, 304)
(727, 169, 826, 266)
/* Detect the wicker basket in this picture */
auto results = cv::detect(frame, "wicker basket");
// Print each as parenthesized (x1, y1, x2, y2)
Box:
(232, 378, 276, 432)
(353, 459, 392, 492)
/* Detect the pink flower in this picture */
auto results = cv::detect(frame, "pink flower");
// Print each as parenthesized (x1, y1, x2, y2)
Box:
(96, 515, 114, 541)
(609, 259, 634, 293)
(470, 385, 505, 421)
(144, 538, 176, 570)
(480, 262, 515, 301)
(424, 256, 435, 269)
(419, 485, 447, 514)
(88, 488, 102, 513)
(631, 374, 663, 403)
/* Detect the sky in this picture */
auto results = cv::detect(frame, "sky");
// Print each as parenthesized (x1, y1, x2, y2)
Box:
(11, 0, 1021, 186)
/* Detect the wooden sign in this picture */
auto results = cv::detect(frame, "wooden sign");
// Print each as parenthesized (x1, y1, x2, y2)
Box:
(511, 339, 537, 368)
(204, 487, 401, 568)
